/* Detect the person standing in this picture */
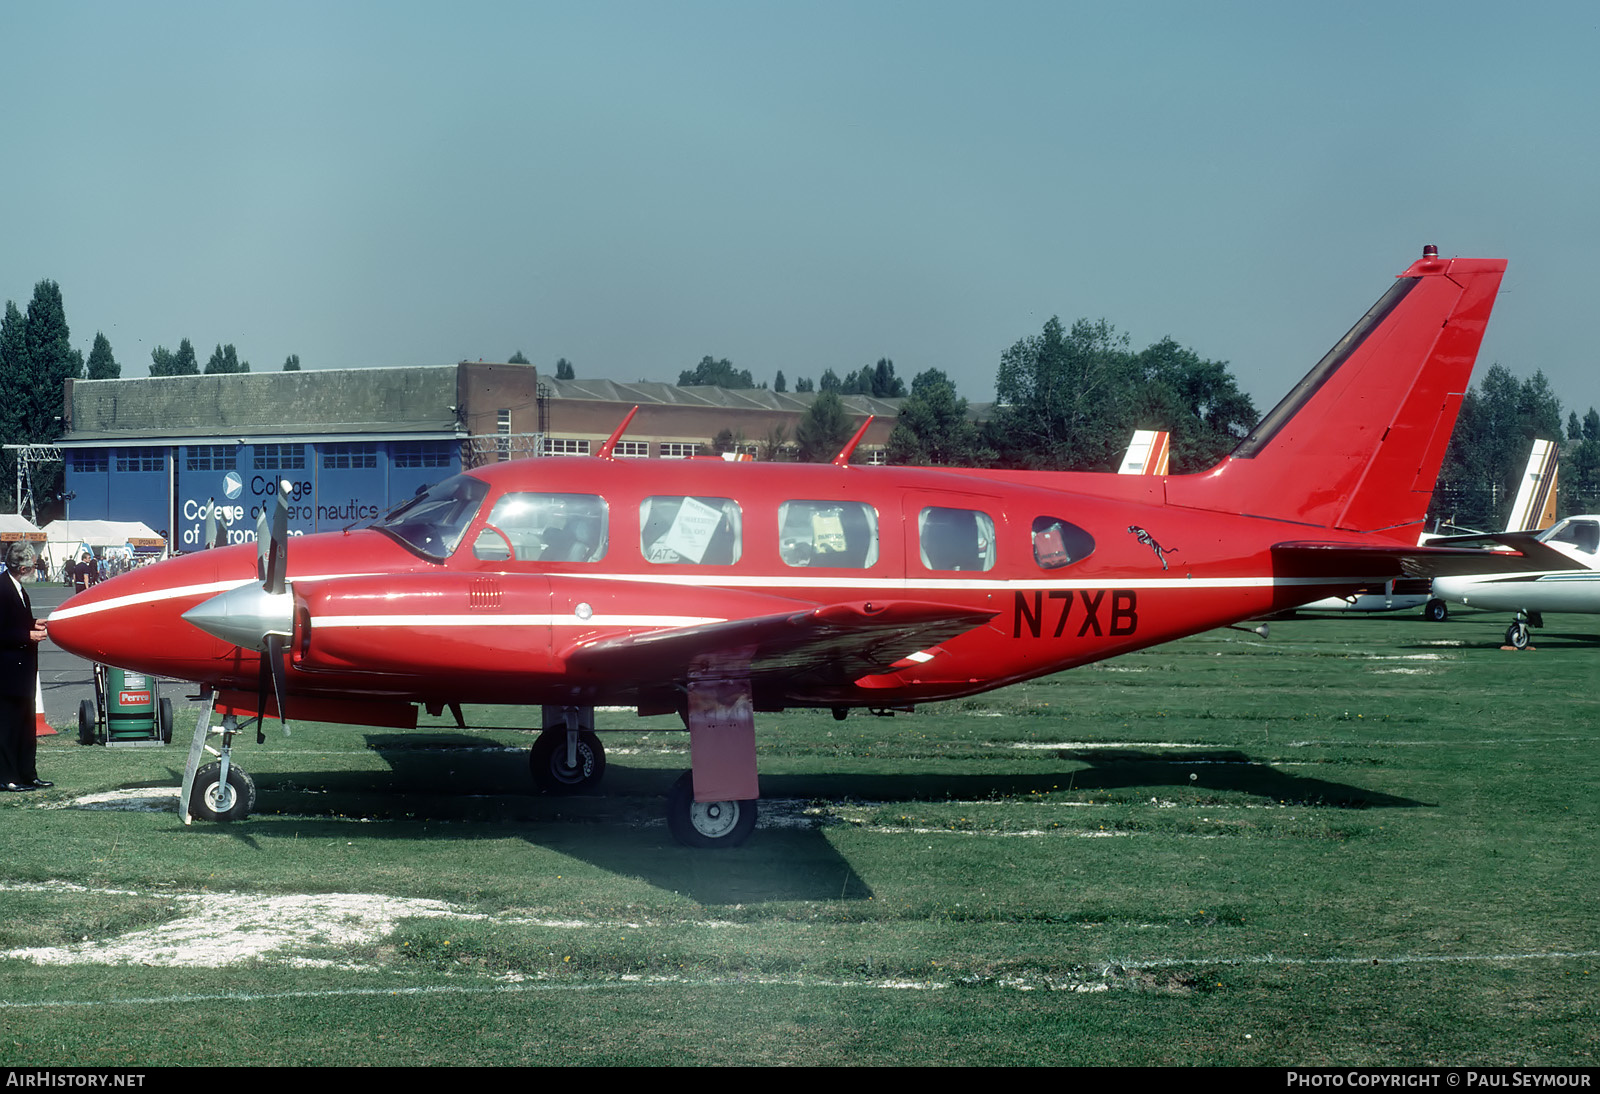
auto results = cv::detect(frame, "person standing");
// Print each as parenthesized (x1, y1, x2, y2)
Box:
(0, 541, 51, 792)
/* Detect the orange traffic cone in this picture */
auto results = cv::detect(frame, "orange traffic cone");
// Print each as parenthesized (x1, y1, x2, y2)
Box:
(34, 672, 54, 736)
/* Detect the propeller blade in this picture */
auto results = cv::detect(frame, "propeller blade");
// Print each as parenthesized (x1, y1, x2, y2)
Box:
(262, 632, 292, 737)
(204, 500, 218, 551)
(263, 483, 290, 596)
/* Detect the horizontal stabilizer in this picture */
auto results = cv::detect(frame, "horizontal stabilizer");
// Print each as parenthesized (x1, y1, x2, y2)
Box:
(1273, 537, 1588, 582)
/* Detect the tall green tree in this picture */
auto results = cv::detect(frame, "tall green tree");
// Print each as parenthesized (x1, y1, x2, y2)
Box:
(283, 354, 301, 371)
(204, 343, 249, 374)
(171, 339, 199, 376)
(1434, 364, 1565, 529)
(150, 345, 174, 375)
(555, 357, 575, 380)
(887, 369, 992, 466)
(1129, 337, 1257, 471)
(678, 356, 753, 388)
(507, 350, 530, 364)
(86, 332, 119, 379)
(773, 370, 786, 393)
(795, 390, 855, 462)
(991, 317, 1136, 471)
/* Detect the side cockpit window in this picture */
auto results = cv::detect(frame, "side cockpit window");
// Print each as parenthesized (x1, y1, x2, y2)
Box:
(641, 496, 742, 564)
(473, 493, 608, 562)
(779, 501, 879, 568)
(1031, 516, 1095, 569)
(918, 507, 996, 572)
(1546, 519, 1600, 555)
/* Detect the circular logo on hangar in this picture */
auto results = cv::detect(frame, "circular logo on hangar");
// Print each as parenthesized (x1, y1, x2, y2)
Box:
(223, 471, 243, 500)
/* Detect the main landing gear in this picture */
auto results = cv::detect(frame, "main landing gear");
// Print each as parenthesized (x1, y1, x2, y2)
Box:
(666, 771, 757, 848)
(1505, 610, 1542, 650)
(530, 706, 606, 794)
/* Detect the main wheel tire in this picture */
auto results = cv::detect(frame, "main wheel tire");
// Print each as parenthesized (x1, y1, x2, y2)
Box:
(529, 729, 606, 794)
(1506, 621, 1531, 649)
(78, 699, 97, 746)
(666, 771, 757, 849)
(1424, 598, 1448, 622)
(189, 762, 256, 822)
(158, 698, 174, 744)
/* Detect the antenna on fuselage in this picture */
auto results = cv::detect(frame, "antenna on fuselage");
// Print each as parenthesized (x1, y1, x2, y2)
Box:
(594, 406, 641, 459)
(832, 415, 875, 467)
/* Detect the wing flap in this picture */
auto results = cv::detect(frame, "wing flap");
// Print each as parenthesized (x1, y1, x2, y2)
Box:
(564, 600, 996, 690)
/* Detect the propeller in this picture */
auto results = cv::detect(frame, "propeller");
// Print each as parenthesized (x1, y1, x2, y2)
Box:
(182, 481, 294, 737)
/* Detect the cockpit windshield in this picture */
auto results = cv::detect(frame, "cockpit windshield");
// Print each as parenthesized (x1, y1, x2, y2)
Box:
(372, 474, 489, 560)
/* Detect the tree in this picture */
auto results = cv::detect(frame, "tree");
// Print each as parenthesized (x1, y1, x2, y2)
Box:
(677, 356, 754, 388)
(171, 339, 199, 376)
(794, 376, 814, 393)
(86, 332, 119, 379)
(149, 346, 174, 375)
(283, 354, 301, 371)
(773, 370, 786, 393)
(204, 343, 249, 374)
(818, 368, 841, 393)
(991, 317, 1136, 470)
(1129, 337, 1257, 471)
(507, 350, 530, 364)
(794, 390, 855, 462)
(1434, 364, 1565, 529)
(841, 358, 906, 398)
(555, 357, 575, 380)
(886, 369, 992, 466)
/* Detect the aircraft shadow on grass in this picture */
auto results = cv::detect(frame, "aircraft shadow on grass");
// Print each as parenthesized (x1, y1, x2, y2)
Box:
(147, 732, 1426, 902)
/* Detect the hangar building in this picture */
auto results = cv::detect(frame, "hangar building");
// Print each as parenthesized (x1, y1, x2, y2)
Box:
(56, 362, 899, 550)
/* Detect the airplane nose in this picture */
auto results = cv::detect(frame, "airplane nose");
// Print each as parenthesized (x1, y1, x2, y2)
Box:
(181, 583, 294, 651)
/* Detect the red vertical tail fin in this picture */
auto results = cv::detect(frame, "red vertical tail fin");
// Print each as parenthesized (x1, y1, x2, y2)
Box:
(1167, 250, 1506, 542)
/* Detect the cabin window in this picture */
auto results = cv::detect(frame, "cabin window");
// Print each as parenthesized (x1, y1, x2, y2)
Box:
(473, 493, 608, 562)
(779, 501, 879, 568)
(1030, 516, 1095, 569)
(917, 507, 996, 572)
(640, 496, 742, 564)
(1547, 519, 1600, 555)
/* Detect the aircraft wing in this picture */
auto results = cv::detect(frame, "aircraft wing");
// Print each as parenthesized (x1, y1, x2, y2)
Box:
(563, 600, 997, 691)
(1272, 537, 1589, 579)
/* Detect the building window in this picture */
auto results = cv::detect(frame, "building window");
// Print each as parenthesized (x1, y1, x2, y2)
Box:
(187, 445, 235, 471)
(254, 444, 306, 470)
(497, 409, 511, 461)
(862, 448, 888, 466)
(322, 443, 378, 469)
(658, 442, 699, 460)
(542, 438, 591, 457)
(73, 451, 108, 473)
(116, 449, 163, 472)
(614, 441, 650, 459)
(393, 442, 452, 468)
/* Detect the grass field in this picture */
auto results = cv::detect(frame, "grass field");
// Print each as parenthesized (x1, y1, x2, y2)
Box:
(2, 608, 1597, 1066)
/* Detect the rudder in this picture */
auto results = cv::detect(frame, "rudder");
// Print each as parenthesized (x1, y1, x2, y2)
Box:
(1167, 249, 1506, 541)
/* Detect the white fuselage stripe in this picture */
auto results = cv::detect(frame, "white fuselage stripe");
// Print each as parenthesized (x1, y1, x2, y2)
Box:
(49, 570, 1368, 625)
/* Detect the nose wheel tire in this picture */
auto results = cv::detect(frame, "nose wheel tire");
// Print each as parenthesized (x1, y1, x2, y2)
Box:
(530, 729, 606, 794)
(1424, 598, 1448, 622)
(189, 762, 256, 822)
(666, 771, 757, 849)
(1506, 621, 1531, 649)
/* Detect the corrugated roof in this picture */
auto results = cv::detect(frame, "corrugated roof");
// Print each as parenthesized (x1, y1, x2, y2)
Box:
(540, 377, 905, 416)
(67, 367, 460, 441)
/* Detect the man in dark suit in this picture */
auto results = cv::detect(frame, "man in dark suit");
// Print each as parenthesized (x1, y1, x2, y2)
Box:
(0, 540, 51, 792)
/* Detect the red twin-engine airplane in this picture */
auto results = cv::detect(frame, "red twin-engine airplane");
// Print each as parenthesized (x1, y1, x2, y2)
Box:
(48, 248, 1507, 847)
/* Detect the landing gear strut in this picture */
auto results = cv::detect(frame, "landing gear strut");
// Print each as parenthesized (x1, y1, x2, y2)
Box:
(530, 705, 606, 794)
(180, 691, 258, 824)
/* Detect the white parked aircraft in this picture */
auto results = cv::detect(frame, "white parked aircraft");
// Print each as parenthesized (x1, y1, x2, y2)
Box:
(1430, 513, 1600, 647)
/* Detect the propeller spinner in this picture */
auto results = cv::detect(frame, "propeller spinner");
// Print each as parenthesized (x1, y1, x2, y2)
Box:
(181, 481, 294, 735)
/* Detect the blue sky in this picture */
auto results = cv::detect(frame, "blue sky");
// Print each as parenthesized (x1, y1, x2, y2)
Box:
(5, 1, 1599, 418)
